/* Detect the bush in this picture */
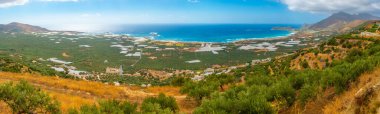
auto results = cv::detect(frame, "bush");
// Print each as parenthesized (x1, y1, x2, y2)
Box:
(70, 100, 137, 114)
(140, 103, 173, 114)
(141, 93, 179, 113)
(180, 81, 219, 101)
(206, 74, 235, 90)
(327, 38, 338, 46)
(267, 80, 296, 106)
(246, 75, 274, 87)
(0, 80, 60, 114)
(170, 76, 190, 86)
(299, 84, 318, 105)
(194, 86, 274, 114)
(301, 60, 309, 69)
(99, 100, 137, 114)
(78, 104, 99, 114)
(289, 75, 305, 90)
(346, 49, 364, 62)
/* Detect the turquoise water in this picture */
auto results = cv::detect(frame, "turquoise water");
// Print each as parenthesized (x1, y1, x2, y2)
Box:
(114, 24, 300, 43)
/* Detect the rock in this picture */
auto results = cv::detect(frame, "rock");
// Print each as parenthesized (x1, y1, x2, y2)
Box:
(354, 87, 374, 105)
(114, 82, 120, 86)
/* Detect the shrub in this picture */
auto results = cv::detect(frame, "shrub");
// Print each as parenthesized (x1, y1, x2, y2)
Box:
(99, 100, 137, 114)
(194, 86, 274, 114)
(140, 103, 173, 114)
(69, 100, 137, 114)
(170, 76, 190, 86)
(289, 75, 305, 90)
(141, 93, 179, 113)
(301, 60, 309, 69)
(0, 80, 60, 114)
(78, 104, 99, 114)
(299, 84, 318, 105)
(180, 81, 219, 101)
(327, 38, 338, 46)
(267, 80, 296, 106)
(246, 75, 274, 87)
(346, 49, 364, 62)
(206, 74, 235, 90)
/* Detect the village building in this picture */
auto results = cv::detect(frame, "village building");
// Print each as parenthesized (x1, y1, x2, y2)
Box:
(68, 70, 89, 79)
(360, 32, 380, 38)
(106, 65, 123, 75)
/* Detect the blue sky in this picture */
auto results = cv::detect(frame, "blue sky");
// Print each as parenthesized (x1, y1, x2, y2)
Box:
(0, 0, 379, 32)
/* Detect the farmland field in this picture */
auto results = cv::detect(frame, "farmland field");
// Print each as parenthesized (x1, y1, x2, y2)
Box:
(0, 33, 316, 73)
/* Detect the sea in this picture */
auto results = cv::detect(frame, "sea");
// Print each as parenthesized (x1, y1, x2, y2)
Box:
(113, 24, 301, 43)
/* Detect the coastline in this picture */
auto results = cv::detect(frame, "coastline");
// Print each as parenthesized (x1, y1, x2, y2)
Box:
(231, 31, 297, 43)
(134, 31, 297, 44)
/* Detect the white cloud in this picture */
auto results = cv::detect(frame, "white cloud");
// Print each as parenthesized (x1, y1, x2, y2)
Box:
(0, 0, 78, 8)
(280, 0, 380, 13)
(0, 0, 28, 8)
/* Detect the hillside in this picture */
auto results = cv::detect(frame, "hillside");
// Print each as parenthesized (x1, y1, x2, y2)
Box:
(323, 67, 380, 114)
(0, 21, 380, 113)
(310, 12, 380, 32)
(177, 21, 380, 114)
(0, 22, 50, 33)
(0, 72, 196, 113)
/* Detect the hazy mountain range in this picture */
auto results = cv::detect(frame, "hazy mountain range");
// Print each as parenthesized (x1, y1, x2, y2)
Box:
(0, 22, 50, 33)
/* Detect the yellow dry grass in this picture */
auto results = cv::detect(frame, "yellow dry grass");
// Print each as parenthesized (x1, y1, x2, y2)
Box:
(49, 92, 96, 111)
(0, 72, 195, 113)
(146, 86, 182, 96)
(323, 68, 380, 114)
(0, 72, 126, 98)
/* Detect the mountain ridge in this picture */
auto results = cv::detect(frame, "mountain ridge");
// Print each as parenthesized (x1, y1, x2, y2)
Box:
(310, 12, 380, 31)
(0, 22, 50, 33)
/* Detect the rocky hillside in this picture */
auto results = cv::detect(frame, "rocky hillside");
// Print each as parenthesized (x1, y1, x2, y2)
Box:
(310, 12, 380, 32)
(0, 22, 50, 33)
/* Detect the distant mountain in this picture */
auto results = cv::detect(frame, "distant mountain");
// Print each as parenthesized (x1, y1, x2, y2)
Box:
(310, 12, 380, 31)
(0, 22, 50, 33)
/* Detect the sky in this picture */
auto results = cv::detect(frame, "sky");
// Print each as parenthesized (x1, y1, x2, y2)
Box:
(0, 0, 380, 32)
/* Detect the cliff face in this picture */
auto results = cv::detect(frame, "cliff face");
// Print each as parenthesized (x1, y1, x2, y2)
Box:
(0, 22, 50, 33)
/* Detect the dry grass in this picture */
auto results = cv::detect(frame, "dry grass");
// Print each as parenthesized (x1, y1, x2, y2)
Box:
(48, 92, 96, 111)
(146, 86, 182, 96)
(291, 53, 334, 70)
(323, 68, 380, 114)
(0, 72, 128, 98)
(0, 102, 12, 114)
(0, 72, 195, 113)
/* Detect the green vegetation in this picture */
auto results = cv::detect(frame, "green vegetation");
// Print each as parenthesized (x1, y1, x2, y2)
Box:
(68, 100, 137, 114)
(1, 22, 378, 113)
(0, 53, 71, 78)
(141, 93, 179, 113)
(194, 85, 274, 114)
(369, 24, 379, 32)
(179, 26, 380, 113)
(0, 33, 281, 73)
(67, 93, 178, 114)
(0, 80, 60, 114)
(97, 74, 173, 86)
(181, 80, 219, 102)
(0, 32, 318, 74)
(170, 76, 191, 86)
